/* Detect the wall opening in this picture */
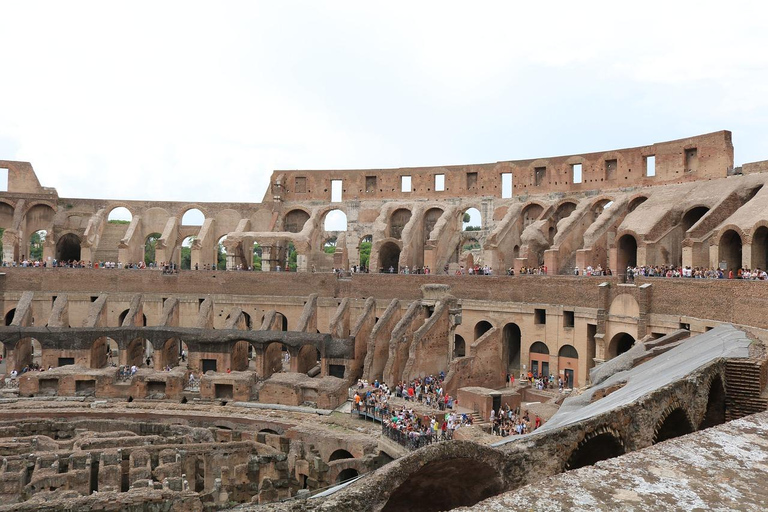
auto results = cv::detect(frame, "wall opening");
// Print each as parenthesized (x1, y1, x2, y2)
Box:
(534, 308, 546, 325)
(502, 323, 521, 374)
(563, 310, 575, 328)
(284, 209, 310, 233)
(434, 174, 445, 192)
(0, 167, 7, 191)
(608, 332, 635, 358)
(719, 230, 742, 272)
(107, 207, 132, 223)
(56, 233, 81, 262)
(331, 179, 343, 202)
(566, 432, 625, 470)
(751, 226, 768, 271)
(379, 242, 401, 273)
(401, 175, 412, 193)
(336, 468, 359, 484)
(645, 155, 656, 177)
(329, 449, 354, 462)
(654, 408, 694, 444)
(682, 207, 709, 232)
(462, 208, 481, 231)
(501, 173, 512, 198)
(181, 208, 204, 225)
(389, 209, 412, 239)
(453, 334, 466, 358)
(474, 320, 492, 340)
(324, 209, 347, 231)
(700, 375, 726, 429)
(572, 163, 583, 184)
(617, 234, 638, 271)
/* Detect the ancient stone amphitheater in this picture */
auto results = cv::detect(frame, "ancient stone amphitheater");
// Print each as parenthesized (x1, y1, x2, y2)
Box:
(1, 130, 768, 511)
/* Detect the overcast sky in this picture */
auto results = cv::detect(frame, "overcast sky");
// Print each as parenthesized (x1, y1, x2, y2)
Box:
(1, 1, 767, 207)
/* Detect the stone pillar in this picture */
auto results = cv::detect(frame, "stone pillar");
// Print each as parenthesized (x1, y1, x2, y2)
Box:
(742, 242, 753, 270)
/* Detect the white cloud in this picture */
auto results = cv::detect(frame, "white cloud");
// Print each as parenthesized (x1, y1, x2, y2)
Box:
(1, 0, 767, 204)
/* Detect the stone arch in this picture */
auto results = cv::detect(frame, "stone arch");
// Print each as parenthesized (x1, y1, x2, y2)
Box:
(323, 208, 348, 231)
(160, 337, 186, 368)
(565, 428, 626, 470)
(14, 337, 42, 371)
(608, 293, 640, 318)
(719, 229, 743, 272)
(474, 320, 493, 340)
(627, 195, 648, 212)
(461, 207, 482, 231)
(56, 233, 82, 262)
(502, 323, 522, 374)
(284, 209, 310, 233)
(232, 340, 257, 372)
(389, 209, 411, 239)
(529, 341, 550, 378)
(336, 468, 359, 484)
(5, 308, 16, 326)
(700, 374, 726, 429)
(453, 334, 466, 358)
(423, 207, 444, 241)
(379, 241, 401, 273)
(23, 203, 56, 241)
(381, 444, 507, 512)
(558, 344, 578, 388)
(126, 338, 152, 367)
(90, 336, 118, 369)
(107, 206, 133, 222)
(274, 312, 288, 331)
(681, 206, 709, 232)
(607, 332, 635, 358)
(653, 403, 695, 444)
(751, 225, 768, 271)
(180, 207, 206, 225)
(530, 341, 549, 354)
(297, 344, 319, 374)
(144, 232, 162, 266)
(521, 202, 544, 227)
(263, 341, 288, 377)
(329, 449, 354, 462)
(617, 233, 638, 271)
(553, 201, 577, 223)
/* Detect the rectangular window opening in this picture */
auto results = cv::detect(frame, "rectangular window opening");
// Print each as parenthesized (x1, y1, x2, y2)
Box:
(605, 159, 617, 179)
(572, 164, 583, 184)
(401, 175, 412, 193)
(365, 175, 377, 193)
(466, 172, 478, 189)
(645, 156, 656, 177)
(534, 167, 546, 186)
(534, 308, 546, 325)
(501, 173, 513, 198)
(331, 180, 343, 202)
(563, 310, 575, 328)
(434, 174, 445, 192)
(0, 167, 7, 191)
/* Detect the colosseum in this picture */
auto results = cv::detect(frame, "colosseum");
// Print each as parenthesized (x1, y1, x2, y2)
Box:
(1, 129, 768, 511)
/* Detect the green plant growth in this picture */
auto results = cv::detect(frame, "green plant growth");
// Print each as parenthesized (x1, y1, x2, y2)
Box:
(359, 241, 371, 268)
(253, 244, 262, 270)
(144, 233, 161, 265)
(108, 219, 130, 225)
(0, 227, 4, 256)
(30, 231, 45, 260)
(287, 242, 297, 270)
(323, 237, 337, 254)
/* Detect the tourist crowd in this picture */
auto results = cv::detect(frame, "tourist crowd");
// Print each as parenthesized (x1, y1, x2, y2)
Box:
(490, 406, 542, 437)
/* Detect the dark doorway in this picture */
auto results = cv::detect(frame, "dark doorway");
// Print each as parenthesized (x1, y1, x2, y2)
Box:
(654, 408, 694, 444)
(201, 359, 217, 373)
(700, 375, 726, 429)
(566, 433, 625, 470)
(56, 233, 82, 261)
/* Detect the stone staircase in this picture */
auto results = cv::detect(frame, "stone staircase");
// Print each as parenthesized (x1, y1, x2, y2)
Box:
(725, 358, 768, 421)
(93, 222, 130, 263)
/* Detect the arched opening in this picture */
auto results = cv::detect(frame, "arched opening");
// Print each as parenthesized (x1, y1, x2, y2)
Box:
(752, 226, 768, 271)
(423, 208, 443, 241)
(56, 233, 81, 262)
(462, 207, 482, 231)
(474, 320, 493, 340)
(329, 449, 354, 462)
(180, 236, 196, 270)
(144, 233, 162, 266)
(608, 332, 635, 358)
(719, 230, 743, 272)
(512, 245, 520, 260)
(592, 199, 614, 221)
(5, 308, 16, 326)
(529, 341, 550, 378)
(263, 342, 288, 377)
(382, 458, 504, 512)
(126, 338, 153, 368)
(297, 344, 320, 374)
(14, 338, 42, 371)
(232, 340, 257, 372)
(554, 202, 577, 223)
(29, 230, 46, 262)
(259, 428, 279, 435)
(181, 208, 205, 226)
(453, 335, 466, 358)
(628, 196, 648, 212)
(274, 312, 288, 331)
(322, 236, 337, 254)
(284, 209, 310, 233)
(335, 468, 359, 484)
(324, 209, 347, 231)
(215, 235, 227, 270)
(502, 323, 521, 374)
(654, 408, 694, 444)
(617, 234, 637, 271)
(558, 344, 579, 388)
(359, 234, 373, 270)
(379, 241, 401, 273)
(160, 338, 187, 369)
(107, 207, 133, 223)
(522, 204, 543, 227)
(566, 432, 625, 470)
(90, 337, 118, 368)
(389, 209, 412, 239)
(700, 375, 726, 429)
(252, 242, 263, 271)
(681, 206, 709, 232)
